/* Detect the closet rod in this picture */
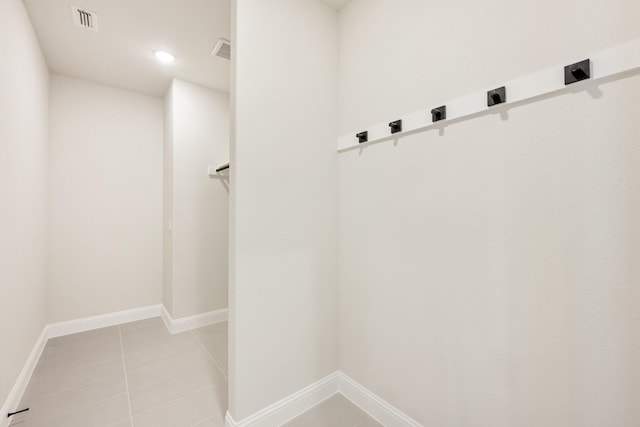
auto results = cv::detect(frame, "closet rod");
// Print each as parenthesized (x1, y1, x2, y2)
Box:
(215, 162, 230, 172)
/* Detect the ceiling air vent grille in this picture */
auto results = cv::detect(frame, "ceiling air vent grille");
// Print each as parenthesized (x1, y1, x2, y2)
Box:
(70, 5, 98, 32)
(212, 38, 231, 60)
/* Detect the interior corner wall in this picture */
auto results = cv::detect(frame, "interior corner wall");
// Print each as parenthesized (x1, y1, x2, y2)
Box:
(164, 78, 230, 319)
(163, 81, 175, 316)
(337, 1, 640, 426)
(0, 0, 49, 414)
(47, 74, 163, 323)
(230, 0, 338, 420)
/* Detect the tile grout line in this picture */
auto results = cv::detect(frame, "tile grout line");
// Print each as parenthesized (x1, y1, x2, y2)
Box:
(132, 384, 219, 419)
(26, 358, 126, 402)
(190, 330, 228, 381)
(118, 325, 135, 426)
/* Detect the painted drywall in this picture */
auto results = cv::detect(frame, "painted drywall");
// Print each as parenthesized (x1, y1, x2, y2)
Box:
(337, 1, 640, 426)
(47, 74, 163, 323)
(0, 0, 49, 416)
(230, 0, 338, 420)
(163, 81, 175, 316)
(164, 78, 229, 318)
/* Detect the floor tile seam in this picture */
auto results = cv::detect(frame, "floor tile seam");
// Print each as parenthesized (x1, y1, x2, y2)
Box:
(37, 350, 123, 370)
(27, 370, 127, 406)
(123, 343, 211, 375)
(46, 335, 121, 350)
(26, 371, 127, 402)
(121, 335, 191, 357)
(119, 325, 136, 427)
(26, 392, 130, 426)
(127, 356, 227, 397)
(121, 327, 171, 340)
(32, 353, 125, 381)
(126, 360, 221, 391)
(39, 343, 121, 358)
(121, 332, 172, 344)
(131, 384, 222, 419)
(43, 338, 122, 353)
(123, 346, 202, 369)
(190, 330, 228, 381)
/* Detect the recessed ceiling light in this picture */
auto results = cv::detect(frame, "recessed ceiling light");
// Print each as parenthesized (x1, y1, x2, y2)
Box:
(153, 50, 175, 64)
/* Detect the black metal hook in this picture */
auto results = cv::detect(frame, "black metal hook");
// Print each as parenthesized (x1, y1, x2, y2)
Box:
(564, 59, 591, 85)
(389, 120, 402, 134)
(356, 131, 368, 143)
(8, 408, 29, 418)
(431, 106, 446, 123)
(487, 86, 506, 107)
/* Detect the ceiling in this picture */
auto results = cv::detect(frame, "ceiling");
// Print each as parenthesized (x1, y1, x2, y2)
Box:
(23, 0, 231, 96)
(22, 0, 350, 97)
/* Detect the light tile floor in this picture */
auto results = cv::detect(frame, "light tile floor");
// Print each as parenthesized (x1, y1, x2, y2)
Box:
(282, 394, 382, 427)
(9, 318, 228, 427)
(9, 319, 379, 427)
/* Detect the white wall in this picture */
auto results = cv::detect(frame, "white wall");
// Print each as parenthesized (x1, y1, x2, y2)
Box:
(230, 0, 338, 420)
(338, 1, 640, 426)
(164, 79, 229, 318)
(47, 74, 163, 323)
(0, 0, 49, 416)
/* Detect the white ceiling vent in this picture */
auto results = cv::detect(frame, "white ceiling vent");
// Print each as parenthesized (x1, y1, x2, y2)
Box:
(211, 38, 231, 60)
(70, 5, 98, 32)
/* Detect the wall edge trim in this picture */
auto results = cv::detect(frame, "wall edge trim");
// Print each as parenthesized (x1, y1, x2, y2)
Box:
(225, 371, 340, 427)
(337, 371, 423, 427)
(161, 306, 229, 334)
(47, 304, 163, 339)
(224, 371, 423, 427)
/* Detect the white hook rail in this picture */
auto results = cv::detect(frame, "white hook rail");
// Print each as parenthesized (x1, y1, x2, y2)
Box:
(337, 38, 640, 152)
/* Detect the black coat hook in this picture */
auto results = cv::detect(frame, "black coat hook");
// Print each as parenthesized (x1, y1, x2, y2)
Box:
(564, 59, 591, 85)
(487, 86, 506, 107)
(431, 106, 446, 123)
(356, 131, 368, 143)
(389, 120, 402, 134)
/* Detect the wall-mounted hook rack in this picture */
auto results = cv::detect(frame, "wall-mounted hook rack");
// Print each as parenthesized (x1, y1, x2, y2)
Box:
(337, 38, 640, 151)
(431, 106, 446, 122)
(487, 86, 506, 106)
(565, 58, 591, 85)
(356, 131, 368, 143)
(389, 120, 402, 134)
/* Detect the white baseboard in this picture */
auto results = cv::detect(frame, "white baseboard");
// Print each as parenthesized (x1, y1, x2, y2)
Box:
(224, 371, 423, 427)
(225, 372, 341, 427)
(1, 328, 47, 427)
(337, 372, 422, 427)
(47, 304, 163, 339)
(161, 306, 228, 334)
